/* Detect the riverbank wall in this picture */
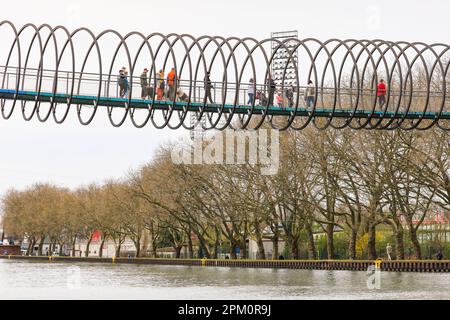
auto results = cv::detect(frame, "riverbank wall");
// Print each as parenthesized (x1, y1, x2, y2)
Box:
(1, 255, 448, 272)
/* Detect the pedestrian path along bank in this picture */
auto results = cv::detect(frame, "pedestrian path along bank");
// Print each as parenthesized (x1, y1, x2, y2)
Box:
(1, 255, 449, 272)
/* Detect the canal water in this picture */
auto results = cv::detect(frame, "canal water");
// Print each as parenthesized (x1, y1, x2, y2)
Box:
(0, 259, 449, 299)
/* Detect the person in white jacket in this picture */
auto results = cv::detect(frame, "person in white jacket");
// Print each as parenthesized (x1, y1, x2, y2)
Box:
(247, 78, 255, 105)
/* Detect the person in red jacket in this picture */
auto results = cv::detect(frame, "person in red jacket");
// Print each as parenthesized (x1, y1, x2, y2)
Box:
(377, 79, 387, 108)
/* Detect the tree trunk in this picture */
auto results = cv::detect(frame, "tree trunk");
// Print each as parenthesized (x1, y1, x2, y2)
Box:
(140, 230, 149, 257)
(367, 223, 377, 260)
(409, 225, 422, 260)
(230, 242, 238, 259)
(37, 236, 45, 256)
(348, 228, 357, 260)
(134, 238, 141, 257)
(50, 241, 57, 255)
(326, 224, 334, 259)
(198, 238, 211, 259)
(290, 238, 299, 259)
(31, 239, 37, 255)
(71, 236, 77, 257)
(150, 238, 157, 258)
(99, 238, 106, 258)
(213, 235, 220, 259)
(26, 238, 34, 256)
(395, 228, 405, 260)
(59, 243, 64, 256)
(192, 230, 211, 258)
(256, 238, 266, 260)
(240, 239, 247, 259)
(254, 219, 266, 259)
(115, 243, 122, 258)
(272, 233, 279, 260)
(26, 241, 32, 256)
(85, 235, 93, 257)
(175, 246, 182, 258)
(306, 223, 317, 260)
(187, 231, 193, 259)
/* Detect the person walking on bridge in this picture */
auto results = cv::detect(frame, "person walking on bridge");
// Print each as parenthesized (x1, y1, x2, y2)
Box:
(286, 86, 294, 108)
(167, 67, 177, 100)
(140, 68, 150, 99)
(267, 77, 276, 106)
(305, 80, 315, 109)
(247, 78, 255, 105)
(276, 91, 283, 108)
(123, 68, 130, 98)
(118, 67, 129, 98)
(377, 79, 387, 108)
(204, 71, 214, 104)
(156, 69, 165, 101)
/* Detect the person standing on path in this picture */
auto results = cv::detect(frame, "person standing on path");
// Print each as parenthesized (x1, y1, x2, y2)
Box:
(386, 243, 393, 261)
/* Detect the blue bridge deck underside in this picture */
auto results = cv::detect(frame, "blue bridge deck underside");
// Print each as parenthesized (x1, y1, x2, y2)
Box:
(0, 89, 448, 120)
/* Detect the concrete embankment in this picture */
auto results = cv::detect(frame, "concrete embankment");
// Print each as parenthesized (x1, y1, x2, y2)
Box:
(0, 255, 448, 272)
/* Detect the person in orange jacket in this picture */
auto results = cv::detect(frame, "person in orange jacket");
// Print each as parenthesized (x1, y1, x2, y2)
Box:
(276, 91, 283, 108)
(167, 67, 177, 100)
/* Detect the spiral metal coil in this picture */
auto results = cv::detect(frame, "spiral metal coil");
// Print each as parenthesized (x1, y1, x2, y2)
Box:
(0, 20, 449, 131)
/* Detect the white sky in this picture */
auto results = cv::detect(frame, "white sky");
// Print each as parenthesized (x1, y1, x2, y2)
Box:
(0, 0, 449, 196)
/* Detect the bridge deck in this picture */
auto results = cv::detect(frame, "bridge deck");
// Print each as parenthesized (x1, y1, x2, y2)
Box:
(0, 89, 448, 120)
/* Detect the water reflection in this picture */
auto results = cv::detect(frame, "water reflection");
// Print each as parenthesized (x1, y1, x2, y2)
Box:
(0, 260, 448, 300)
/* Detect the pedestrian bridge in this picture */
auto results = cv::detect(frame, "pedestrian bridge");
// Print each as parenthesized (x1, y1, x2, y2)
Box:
(0, 20, 449, 130)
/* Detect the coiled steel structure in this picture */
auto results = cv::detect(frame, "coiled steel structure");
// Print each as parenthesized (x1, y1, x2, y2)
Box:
(0, 20, 449, 130)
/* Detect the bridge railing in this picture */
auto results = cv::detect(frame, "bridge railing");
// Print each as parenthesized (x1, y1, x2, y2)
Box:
(0, 65, 447, 114)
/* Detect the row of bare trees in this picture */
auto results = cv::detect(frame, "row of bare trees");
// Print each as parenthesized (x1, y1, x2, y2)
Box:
(1, 126, 449, 260)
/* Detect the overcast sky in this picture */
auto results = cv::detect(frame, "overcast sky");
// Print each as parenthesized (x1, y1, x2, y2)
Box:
(0, 0, 449, 196)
